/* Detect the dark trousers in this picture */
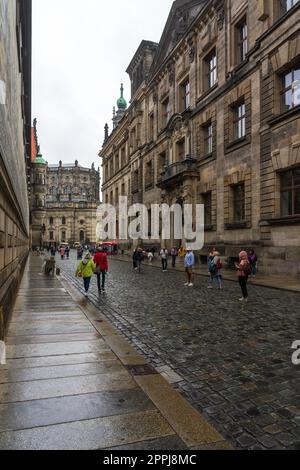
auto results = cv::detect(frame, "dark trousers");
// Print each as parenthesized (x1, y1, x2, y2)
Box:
(83, 277, 91, 292)
(96, 271, 106, 290)
(162, 259, 168, 270)
(239, 276, 248, 298)
(172, 255, 177, 268)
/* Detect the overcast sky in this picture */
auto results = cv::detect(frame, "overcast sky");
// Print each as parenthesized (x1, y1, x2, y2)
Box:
(32, 0, 173, 169)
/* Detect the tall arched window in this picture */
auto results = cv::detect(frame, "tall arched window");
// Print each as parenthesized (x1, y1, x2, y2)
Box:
(62, 217, 66, 225)
(80, 230, 84, 242)
(49, 217, 54, 225)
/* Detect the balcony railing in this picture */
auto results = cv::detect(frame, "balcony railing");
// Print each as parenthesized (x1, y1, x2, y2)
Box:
(159, 157, 198, 185)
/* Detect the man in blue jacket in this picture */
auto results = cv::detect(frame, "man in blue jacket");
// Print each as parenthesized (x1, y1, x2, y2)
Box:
(184, 247, 195, 287)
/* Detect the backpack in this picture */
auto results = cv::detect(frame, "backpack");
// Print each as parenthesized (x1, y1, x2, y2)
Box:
(208, 258, 217, 274)
(216, 259, 223, 270)
(243, 261, 252, 276)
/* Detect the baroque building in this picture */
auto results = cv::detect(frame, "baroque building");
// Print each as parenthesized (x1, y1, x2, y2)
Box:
(31, 122, 100, 248)
(100, 0, 300, 276)
(0, 0, 32, 339)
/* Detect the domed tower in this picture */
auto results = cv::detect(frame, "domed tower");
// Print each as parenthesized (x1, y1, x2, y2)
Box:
(113, 83, 127, 129)
(31, 152, 47, 249)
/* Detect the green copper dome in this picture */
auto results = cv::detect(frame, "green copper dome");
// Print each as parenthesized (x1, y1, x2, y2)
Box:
(33, 153, 46, 164)
(117, 83, 127, 109)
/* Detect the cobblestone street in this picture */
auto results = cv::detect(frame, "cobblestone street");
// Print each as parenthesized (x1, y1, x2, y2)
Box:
(58, 252, 300, 450)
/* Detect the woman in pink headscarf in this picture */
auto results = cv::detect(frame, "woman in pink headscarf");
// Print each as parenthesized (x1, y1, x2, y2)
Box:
(235, 251, 252, 302)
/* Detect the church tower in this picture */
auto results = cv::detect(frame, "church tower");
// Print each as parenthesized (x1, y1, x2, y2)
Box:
(112, 83, 127, 129)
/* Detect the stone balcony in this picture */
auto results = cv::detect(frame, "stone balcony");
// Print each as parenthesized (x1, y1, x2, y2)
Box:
(157, 157, 199, 189)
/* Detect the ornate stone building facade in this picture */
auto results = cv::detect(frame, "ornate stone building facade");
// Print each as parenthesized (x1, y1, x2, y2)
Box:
(0, 0, 32, 339)
(30, 121, 100, 247)
(31, 150, 100, 248)
(100, 0, 300, 276)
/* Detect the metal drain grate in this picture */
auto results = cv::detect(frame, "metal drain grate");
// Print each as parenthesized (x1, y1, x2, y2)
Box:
(125, 364, 158, 376)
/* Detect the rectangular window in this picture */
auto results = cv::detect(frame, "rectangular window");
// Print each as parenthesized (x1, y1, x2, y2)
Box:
(236, 18, 248, 64)
(145, 161, 153, 189)
(203, 122, 213, 155)
(204, 49, 217, 90)
(176, 139, 185, 161)
(121, 183, 125, 195)
(149, 113, 154, 141)
(203, 192, 212, 226)
(232, 183, 245, 222)
(158, 151, 166, 181)
(180, 80, 190, 112)
(233, 101, 246, 140)
(279, 0, 299, 15)
(50, 231, 54, 240)
(162, 98, 171, 127)
(280, 167, 300, 216)
(281, 66, 300, 112)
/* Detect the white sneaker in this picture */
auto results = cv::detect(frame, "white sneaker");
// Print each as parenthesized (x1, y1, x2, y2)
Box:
(188, 283, 194, 287)
(85, 292, 89, 297)
(207, 285, 213, 289)
(239, 297, 244, 302)
(184, 282, 189, 286)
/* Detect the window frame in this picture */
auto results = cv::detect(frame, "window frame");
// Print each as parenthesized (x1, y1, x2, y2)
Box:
(204, 49, 217, 90)
(280, 167, 300, 216)
(203, 121, 213, 156)
(236, 17, 248, 64)
(233, 101, 246, 140)
(202, 192, 212, 226)
(281, 66, 300, 112)
(180, 79, 190, 112)
(232, 183, 245, 223)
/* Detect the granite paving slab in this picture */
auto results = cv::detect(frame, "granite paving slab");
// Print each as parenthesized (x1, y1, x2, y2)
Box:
(0, 388, 155, 432)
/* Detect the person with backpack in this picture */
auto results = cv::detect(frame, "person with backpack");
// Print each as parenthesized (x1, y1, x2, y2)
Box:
(208, 250, 222, 289)
(184, 247, 195, 287)
(75, 253, 96, 297)
(93, 246, 109, 293)
(235, 250, 252, 302)
(248, 249, 258, 277)
(160, 248, 169, 272)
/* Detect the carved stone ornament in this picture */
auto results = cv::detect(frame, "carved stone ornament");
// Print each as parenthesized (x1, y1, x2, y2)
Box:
(217, 7, 225, 30)
(167, 61, 175, 85)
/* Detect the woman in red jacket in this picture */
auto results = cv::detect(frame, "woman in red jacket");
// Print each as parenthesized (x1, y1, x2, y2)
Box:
(93, 246, 109, 293)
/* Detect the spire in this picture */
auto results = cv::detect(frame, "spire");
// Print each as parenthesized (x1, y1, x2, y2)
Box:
(104, 123, 109, 143)
(117, 82, 127, 110)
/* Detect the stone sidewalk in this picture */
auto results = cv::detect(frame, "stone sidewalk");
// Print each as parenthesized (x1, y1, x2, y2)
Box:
(115, 255, 300, 293)
(0, 255, 231, 450)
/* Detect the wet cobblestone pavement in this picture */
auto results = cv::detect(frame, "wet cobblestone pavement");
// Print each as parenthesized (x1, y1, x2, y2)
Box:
(58, 253, 300, 450)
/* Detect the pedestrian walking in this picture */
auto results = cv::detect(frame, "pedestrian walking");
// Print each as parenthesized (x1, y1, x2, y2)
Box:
(76, 253, 96, 297)
(235, 250, 252, 302)
(184, 247, 195, 287)
(93, 246, 109, 293)
(160, 248, 169, 272)
(248, 249, 258, 277)
(170, 247, 178, 268)
(65, 245, 70, 260)
(133, 249, 139, 271)
(59, 246, 65, 260)
(50, 245, 56, 257)
(207, 250, 222, 289)
(77, 246, 83, 260)
(136, 248, 144, 273)
(148, 251, 154, 264)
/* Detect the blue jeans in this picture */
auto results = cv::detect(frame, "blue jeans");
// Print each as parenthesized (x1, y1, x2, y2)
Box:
(83, 277, 91, 292)
(208, 273, 222, 288)
(96, 271, 106, 290)
(162, 259, 168, 270)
